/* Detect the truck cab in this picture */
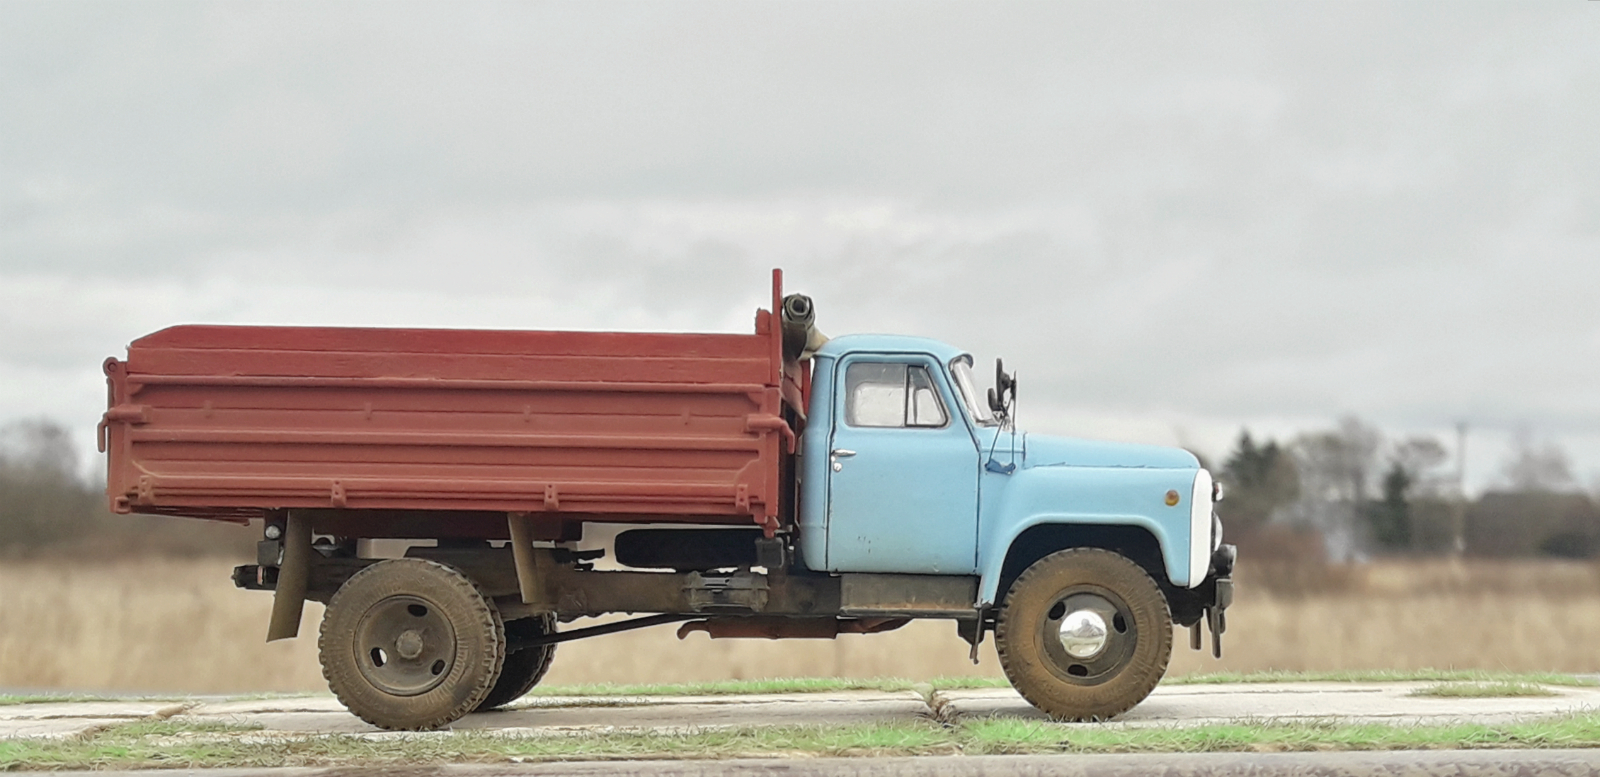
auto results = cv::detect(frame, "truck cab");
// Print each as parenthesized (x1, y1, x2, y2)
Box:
(796, 334, 1233, 719)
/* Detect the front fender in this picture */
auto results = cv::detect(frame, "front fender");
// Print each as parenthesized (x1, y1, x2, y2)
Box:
(977, 464, 1207, 605)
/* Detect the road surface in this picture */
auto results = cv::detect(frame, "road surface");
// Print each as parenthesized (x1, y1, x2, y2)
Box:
(5, 681, 1600, 740)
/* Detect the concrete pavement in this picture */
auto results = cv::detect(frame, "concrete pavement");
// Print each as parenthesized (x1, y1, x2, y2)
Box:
(951, 681, 1600, 727)
(4, 682, 1600, 740)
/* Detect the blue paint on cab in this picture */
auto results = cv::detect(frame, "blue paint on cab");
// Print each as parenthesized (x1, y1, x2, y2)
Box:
(797, 334, 1208, 605)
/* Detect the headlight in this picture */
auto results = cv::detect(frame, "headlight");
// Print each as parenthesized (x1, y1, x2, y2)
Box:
(1188, 469, 1213, 589)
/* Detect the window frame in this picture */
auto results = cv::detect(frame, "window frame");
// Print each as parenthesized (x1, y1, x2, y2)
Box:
(841, 360, 952, 431)
(949, 354, 999, 427)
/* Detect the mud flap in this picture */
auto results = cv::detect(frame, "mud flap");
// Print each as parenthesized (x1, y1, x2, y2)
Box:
(266, 513, 311, 641)
(507, 513, 543, 605)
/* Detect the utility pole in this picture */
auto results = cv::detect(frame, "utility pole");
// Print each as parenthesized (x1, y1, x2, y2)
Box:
(1452, 421, 1468, 556)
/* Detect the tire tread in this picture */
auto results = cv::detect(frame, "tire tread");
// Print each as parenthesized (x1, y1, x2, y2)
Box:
(995, 548, 1172, 721)
(318, 558, 505, 730)
(475, 614, 557, 711)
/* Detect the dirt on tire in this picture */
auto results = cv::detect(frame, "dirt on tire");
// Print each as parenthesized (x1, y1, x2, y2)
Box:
(475, 613, 557, 711)
(995, 547, 1172, 721)
(318, 558, 505, 730)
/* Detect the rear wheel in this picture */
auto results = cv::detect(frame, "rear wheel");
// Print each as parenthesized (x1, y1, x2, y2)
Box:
(475, 614, 557, 711)
(995, 548, 1172, 721)
(318, 558, 505, 730)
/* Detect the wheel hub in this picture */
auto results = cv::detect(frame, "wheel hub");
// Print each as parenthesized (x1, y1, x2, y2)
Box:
(395, 630, 426, 660)
(353, 595, 457, 696)
(1058, 609, 1108, 658)
(1039, 589, 1137, 686)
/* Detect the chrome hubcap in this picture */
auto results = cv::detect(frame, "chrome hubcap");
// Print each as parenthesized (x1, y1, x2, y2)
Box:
(1058, 610, 1108, 658)
(1039, 589, 1138, 686)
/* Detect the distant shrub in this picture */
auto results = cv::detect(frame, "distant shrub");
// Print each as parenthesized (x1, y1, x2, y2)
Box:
(0, 419, 253, 559)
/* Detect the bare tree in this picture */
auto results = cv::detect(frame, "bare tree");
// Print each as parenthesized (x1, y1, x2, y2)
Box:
(1286, 416, 1384, 561)
(0, 418, 79, 481)
(0, 417, 258, 557)
(1391, 436, 1450, 497)
(0, 419, 92, 549)
(1292, 416, 1383, 503)
(1500, 427, 1574, 492)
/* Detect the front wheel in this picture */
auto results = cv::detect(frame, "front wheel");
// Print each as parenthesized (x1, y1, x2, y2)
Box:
(995, 548, 1172, 721)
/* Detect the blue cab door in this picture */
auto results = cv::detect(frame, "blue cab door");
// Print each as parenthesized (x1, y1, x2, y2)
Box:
(825, 355, 980, 574)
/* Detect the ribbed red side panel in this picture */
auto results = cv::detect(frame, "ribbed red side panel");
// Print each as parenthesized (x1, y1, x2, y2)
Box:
(103, 317, 791, 533)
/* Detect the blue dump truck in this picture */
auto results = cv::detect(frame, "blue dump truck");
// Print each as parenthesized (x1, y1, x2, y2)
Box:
(106, 270, 1234, 730)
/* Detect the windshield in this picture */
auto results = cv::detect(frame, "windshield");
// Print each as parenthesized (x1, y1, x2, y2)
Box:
(950, 356, 998, 426)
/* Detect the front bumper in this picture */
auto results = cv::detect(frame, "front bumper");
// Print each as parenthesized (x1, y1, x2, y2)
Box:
(1170, 543, 1235, 658)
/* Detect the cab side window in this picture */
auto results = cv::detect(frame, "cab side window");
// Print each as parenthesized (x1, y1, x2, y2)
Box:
(845, 363, 948, 428)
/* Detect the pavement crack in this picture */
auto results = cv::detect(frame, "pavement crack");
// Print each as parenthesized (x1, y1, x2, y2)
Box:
(151, 702, 195, 720)
(62, 702, 199, 742)
(35, 714, 147, 721)
(912, 683, 961, 728)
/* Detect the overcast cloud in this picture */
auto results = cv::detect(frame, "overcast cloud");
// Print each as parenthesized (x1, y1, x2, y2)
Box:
(2, 1, 1598, 490)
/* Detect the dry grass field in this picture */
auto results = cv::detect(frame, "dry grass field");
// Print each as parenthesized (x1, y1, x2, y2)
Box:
(1, 557, 1598, 694)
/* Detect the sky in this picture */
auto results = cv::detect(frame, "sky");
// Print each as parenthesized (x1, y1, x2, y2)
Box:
(2, 1, 1598, 493)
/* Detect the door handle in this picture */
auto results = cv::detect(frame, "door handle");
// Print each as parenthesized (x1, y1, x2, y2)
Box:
(830, 449, 855, 472)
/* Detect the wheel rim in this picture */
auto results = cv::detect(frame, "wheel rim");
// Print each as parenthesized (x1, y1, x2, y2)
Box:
(1037, 588, 1137, 686)
(352, 595, 457, 696)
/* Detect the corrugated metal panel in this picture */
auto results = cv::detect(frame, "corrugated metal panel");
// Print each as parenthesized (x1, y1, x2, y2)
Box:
(102, 274, 799, 535)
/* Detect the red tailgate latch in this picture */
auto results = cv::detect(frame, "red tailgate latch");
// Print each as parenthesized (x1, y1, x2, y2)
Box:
(97, 404, 151, 453)
(744, 413, 796, 454)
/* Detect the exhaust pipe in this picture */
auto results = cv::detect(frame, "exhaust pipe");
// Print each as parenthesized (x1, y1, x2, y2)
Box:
(780, 293, 829, 361)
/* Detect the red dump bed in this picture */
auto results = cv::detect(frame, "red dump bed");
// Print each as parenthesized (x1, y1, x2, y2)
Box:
(101, 273, 805, 536)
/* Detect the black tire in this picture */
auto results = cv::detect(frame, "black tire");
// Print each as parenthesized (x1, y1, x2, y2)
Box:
(475, 614, 558, 711)
(995, 548, 1172, 721)
(318, 558, 505, 730)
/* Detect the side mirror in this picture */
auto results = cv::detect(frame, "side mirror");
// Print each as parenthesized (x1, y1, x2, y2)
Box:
(994, 358, 1015, 399)
(989, 358, 1016, 415)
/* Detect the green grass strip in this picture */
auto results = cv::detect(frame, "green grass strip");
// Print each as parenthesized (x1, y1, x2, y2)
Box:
(1167, 669, 1598, 687)
(5, 670, 1591, 708)
(529, 670, 1598, 697)
(9, 712, 1600, 770)
(1409, 681, 1559, 699)
(525, 676, 1011, 698)
(8, 669, 1588, 708)
(0, 694, 172, 707)
(0, 692, 316, 708)
(961, 713, 1600, 754)
(0, 720, 953, 771)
